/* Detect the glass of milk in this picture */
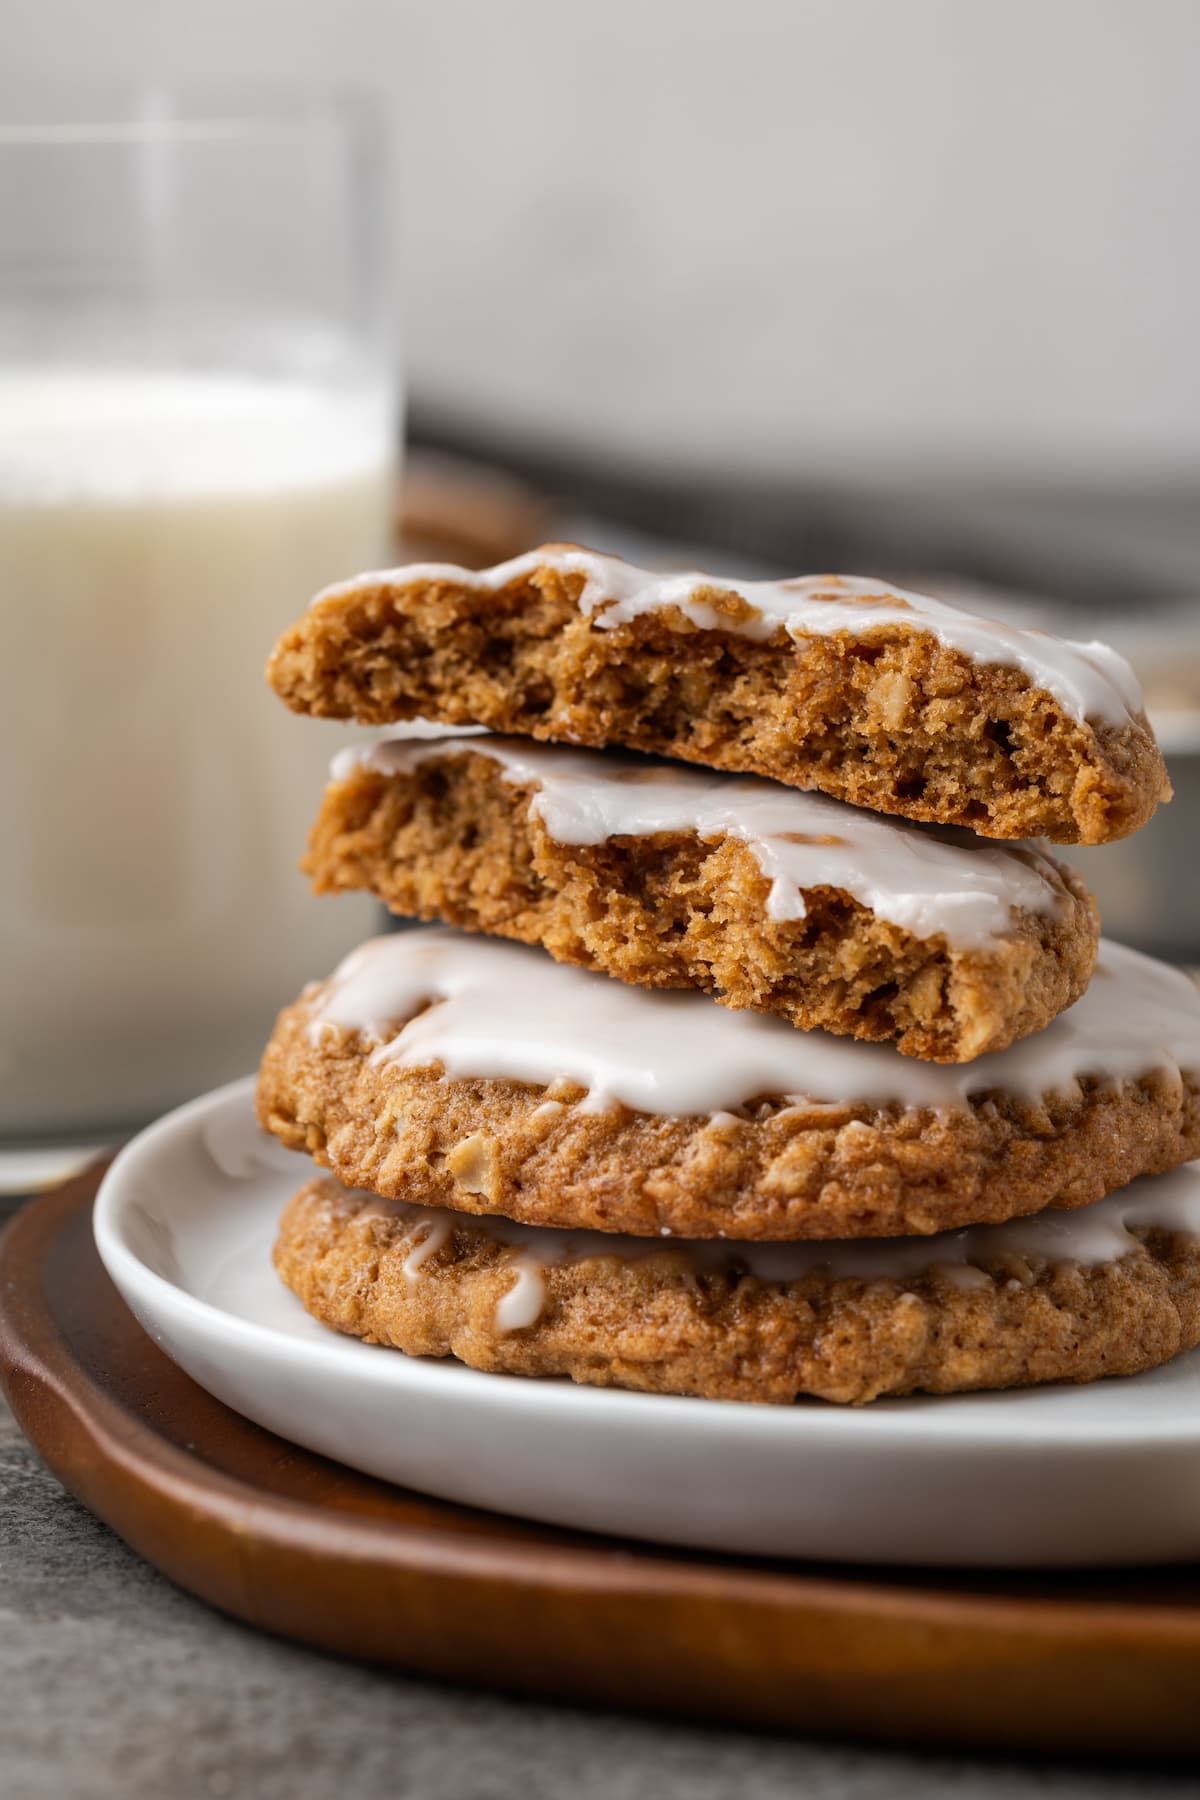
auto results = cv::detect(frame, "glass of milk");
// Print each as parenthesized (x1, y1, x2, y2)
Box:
(0, 90, 397, 1137)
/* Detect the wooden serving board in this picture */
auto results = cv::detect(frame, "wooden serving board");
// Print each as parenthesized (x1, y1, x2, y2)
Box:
(4, 1164, 1200, 1757)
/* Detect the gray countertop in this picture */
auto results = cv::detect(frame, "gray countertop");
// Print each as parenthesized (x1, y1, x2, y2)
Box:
(3, 1399, 1196, 1800)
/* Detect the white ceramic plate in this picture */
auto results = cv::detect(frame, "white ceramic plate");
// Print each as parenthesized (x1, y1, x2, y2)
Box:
(94, 1077, 1200, 1569)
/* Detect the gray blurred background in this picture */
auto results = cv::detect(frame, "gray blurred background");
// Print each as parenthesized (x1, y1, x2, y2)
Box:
(10, 0, 1200, 950)
(9, 0, 1197, 493)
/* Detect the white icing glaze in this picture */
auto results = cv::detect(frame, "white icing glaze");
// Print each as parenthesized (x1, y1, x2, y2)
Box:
(333, 732, 1067, 948)
(313, 547, 1145, 728)
(401, 1215, 451, 1276)
(375, 718, 490, 742)
(493, 1249, 550, 1332)
(308, 929, 1200, 1117)
(365, 1161, 1200, 1334)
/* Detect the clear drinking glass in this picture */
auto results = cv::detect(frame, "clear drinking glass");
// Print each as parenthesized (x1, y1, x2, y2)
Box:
(0, 88, 397, 1138)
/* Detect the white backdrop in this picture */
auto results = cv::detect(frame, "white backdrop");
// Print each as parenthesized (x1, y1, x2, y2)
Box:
(8, 0, 1200, 484)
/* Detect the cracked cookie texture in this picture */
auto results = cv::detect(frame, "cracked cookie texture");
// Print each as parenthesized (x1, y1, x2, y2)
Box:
(267, 548, 1170, 845)
(305, 741, 1100, 1062)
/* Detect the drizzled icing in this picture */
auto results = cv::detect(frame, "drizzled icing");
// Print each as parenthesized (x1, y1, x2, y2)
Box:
(400, 1215, 451, 1276)
(308, 929, 1200, 1117)
(332, 732, 1068, 948)
(363, 1161, 1200, 1334)
(313, 546, 1145, 728)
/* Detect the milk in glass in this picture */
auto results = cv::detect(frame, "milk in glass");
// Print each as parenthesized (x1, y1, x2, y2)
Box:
(0, 368, 390, 1133)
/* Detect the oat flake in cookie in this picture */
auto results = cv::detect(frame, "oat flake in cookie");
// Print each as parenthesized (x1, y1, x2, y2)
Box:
(255, 929, 1200, 1241)
(266, 547, 1170, 844)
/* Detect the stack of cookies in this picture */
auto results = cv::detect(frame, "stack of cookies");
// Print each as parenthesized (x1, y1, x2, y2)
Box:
(256, 548, 1200, 1404)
